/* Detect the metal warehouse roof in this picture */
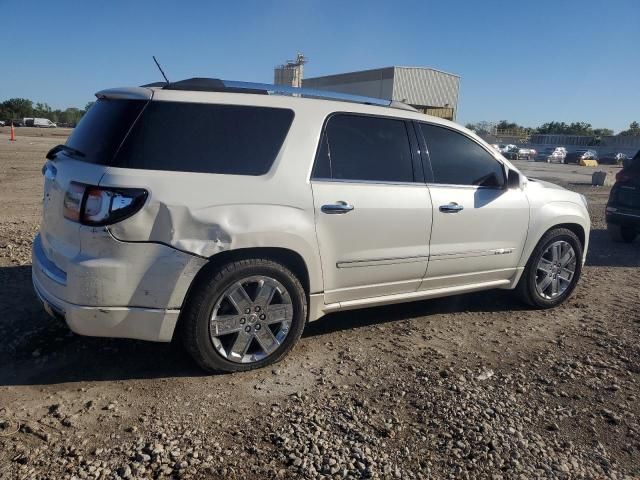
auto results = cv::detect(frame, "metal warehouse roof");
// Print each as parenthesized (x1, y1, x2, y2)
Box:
(302, 66, 460, 109)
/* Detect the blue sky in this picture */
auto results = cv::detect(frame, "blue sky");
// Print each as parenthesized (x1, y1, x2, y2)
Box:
(1, 0, 638, 132)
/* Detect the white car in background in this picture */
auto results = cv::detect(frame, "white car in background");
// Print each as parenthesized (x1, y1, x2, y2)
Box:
(33, 78, 590, 372)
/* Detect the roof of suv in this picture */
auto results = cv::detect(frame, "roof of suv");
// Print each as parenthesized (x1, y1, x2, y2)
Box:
(138, 77, 419, 112)
(95, 78, 495, 153)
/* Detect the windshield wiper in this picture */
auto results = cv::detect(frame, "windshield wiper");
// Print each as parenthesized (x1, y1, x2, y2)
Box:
(46, 144, 86, 160)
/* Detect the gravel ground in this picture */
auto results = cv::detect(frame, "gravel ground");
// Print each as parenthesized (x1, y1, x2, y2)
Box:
(0, 132, 639, 479)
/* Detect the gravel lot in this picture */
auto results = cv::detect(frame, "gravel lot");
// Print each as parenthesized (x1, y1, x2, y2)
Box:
(0, 129, 639, 479)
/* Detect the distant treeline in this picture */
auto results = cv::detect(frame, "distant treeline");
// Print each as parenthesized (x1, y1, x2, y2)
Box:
(0, 98, 95, 126)
(466, 120, 640, 137)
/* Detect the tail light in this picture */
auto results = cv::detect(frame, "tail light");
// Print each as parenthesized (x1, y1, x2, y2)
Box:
(63, 182, 147, 226)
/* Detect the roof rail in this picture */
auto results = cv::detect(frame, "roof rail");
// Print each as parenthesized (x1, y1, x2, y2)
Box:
(144, 78, 417, 112)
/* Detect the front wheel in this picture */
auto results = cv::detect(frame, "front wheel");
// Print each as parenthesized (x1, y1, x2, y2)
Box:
(516, 228, 583, 308)
(180, 258, 307, 373)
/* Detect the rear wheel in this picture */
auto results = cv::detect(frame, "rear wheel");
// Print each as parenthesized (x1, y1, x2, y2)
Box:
(181, 258, 307, 373)
(608, 223, 637, 243)
(516, 228, 583, 308)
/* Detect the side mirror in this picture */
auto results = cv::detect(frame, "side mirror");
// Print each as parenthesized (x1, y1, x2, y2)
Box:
(507, 169, 521, 189)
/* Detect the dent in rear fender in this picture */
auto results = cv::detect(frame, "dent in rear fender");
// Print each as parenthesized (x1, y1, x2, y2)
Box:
(519, 201, 590, 266)
(108, 202, 323, 292)
(74, 227, 207, 308)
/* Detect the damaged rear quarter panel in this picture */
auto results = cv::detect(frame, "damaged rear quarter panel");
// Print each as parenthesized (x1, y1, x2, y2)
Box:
(100, 162, 323, 294)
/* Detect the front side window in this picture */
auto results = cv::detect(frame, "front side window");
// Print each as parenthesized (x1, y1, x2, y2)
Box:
(313, 114, 415, 183)
(420, 124, 506, 188)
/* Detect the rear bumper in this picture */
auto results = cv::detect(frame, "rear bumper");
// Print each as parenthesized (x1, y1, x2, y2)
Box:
(32, 267, 179, 342)
(31, 230, 207, 342)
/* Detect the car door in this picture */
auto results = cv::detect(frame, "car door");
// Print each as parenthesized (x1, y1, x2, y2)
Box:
(415, 122, 530, 290)
(311, 113, 433, 304)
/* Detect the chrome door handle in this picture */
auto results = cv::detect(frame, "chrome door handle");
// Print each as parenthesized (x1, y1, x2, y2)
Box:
(439, 202, 464, 213)
(321, 201, 354, 214)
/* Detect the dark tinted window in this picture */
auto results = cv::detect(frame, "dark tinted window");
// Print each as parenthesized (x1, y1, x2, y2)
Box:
(114, 102, 294, 175)
(420, 124, 505, 187)
(313, 114, 414, 182)
(66, 99, 146, 164)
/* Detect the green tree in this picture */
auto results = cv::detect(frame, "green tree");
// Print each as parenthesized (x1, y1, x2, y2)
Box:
(592, 128, 614, 137)
(0, 98, 34, 120)
(33, 102, 53, 118)
(536, 121, 595, 135)
(465, 121, 495, 136)
(496, 120, 522, 131)
(58, 108, 84, 126)
(618, 121, 640, 136)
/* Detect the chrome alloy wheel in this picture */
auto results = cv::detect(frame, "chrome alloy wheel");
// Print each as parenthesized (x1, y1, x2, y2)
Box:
(535, 240, 576, 299)
(209, 276, 293, 364)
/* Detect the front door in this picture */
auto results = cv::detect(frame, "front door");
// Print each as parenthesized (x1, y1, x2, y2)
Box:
(311, 113, 432, 304)
(416, 122, 529, 289)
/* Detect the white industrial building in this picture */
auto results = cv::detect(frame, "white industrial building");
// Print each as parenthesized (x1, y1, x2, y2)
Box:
(301, 66, 460, 120)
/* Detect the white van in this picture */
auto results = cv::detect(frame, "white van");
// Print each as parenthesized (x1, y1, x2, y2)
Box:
(23, 117, 57, 128)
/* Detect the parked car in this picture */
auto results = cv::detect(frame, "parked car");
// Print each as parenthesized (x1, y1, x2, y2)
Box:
(517, 147, 537, 161)
(565, 149, 598, 164)
(501, 145, 520, 160)
(33, 78, 590, 372)
(0, 120, 5, 127)
(535, 147, 567, 163)
(599, 152, 629, 165)
(606, 150, 640, 243)
(23, 117, 57, 128)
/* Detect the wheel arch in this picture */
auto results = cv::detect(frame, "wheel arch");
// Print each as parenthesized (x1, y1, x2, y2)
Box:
(554, 222, 586, 250)
(520, 198, 590, 269)
(173, 246, 313, 342)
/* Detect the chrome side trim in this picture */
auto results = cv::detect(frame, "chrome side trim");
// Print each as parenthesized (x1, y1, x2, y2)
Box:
(311, 178, 426, 187)
(430, 248, 514, 260)
(337, 255, 429, 268)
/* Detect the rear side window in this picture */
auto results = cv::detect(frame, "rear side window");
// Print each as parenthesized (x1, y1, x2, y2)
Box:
(420, 124, 505, 188)
(66, 99, 146, 165)
(114, 102, 294, 175)
(313, 114, 415, 183)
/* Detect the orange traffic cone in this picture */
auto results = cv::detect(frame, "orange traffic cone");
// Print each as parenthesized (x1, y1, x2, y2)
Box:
(9, 123, 16, 141)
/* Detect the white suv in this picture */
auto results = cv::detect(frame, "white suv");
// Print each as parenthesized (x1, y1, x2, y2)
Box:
(33, 78, 590, 372)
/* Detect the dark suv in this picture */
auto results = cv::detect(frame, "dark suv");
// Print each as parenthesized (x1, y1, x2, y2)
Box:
(606, 150, 640, 243)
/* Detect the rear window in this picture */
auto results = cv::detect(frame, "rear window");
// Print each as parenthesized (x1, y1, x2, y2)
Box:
(66, 98, 146, 165)
(114, 101, 294, 175)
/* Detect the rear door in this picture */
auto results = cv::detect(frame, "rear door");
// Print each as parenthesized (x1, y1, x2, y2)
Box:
(415, 122, 529, 290)
(311, 113, 432, 304)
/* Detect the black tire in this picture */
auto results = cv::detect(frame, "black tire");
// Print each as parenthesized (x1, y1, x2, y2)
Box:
(180, 258, 307, 373)
(608, 223, 637, 243)
(516, 228, 583, 309)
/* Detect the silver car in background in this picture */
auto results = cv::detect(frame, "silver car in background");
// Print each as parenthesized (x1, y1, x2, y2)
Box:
(536, 147, 567, 163)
